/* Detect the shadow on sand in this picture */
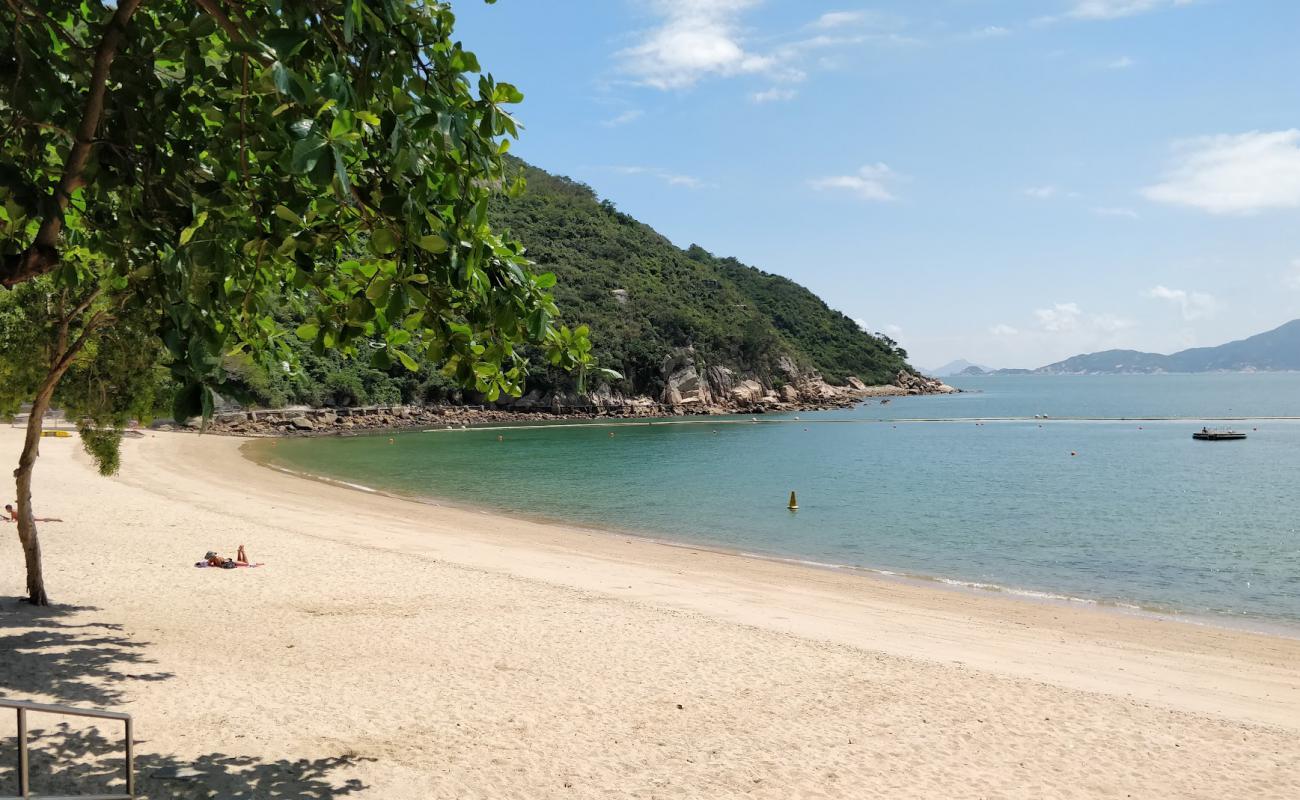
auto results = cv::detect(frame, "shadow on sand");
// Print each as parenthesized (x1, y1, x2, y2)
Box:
(1, 600, 371, 798)
(0, 601, 172, 706)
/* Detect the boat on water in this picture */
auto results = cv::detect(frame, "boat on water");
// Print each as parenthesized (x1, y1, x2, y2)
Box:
(1193, 428, 1247, 441)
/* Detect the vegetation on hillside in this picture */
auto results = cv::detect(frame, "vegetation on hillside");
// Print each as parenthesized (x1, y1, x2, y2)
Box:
(489, 160, 911, 393)
(220, 159, 914, 406)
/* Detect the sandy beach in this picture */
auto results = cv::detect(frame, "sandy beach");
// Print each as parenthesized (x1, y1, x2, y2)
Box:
(2, 426, 1298, 799)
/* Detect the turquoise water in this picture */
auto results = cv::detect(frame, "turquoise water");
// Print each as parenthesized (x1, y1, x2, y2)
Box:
(255, 374, 1300, 627)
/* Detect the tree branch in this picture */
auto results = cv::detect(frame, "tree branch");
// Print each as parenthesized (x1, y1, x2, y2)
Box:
(191, 0, 242, 44)
(54, 309, 108, 375)
(60, 287, 102, 327)
(0, 0, 143, 289)
(192, 0, 269, 62)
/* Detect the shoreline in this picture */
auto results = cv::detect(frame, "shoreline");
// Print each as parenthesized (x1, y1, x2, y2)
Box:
(249, 439, 1300, 642)
(4, 426, 1299, 797)
(196, 373, 958, 438)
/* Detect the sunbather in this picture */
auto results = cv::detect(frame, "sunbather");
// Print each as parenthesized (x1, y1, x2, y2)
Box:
(200, 545, 251, 569)
(3, 503, 62, 523)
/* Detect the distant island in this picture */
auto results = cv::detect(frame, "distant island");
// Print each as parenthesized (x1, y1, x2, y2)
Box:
(924, 359, 995, 377)
(953, 319, 1300, 376)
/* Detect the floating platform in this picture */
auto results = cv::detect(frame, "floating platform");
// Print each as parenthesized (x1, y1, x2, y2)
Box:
(1192, 430, 1247, 441)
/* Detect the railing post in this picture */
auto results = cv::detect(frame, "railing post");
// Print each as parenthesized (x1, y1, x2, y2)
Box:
(16, 706, 29, 799)
(123, 716, 134, 797)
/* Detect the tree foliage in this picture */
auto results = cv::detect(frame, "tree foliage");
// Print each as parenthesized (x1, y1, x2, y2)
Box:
(0, 0, 605, 605)
(0, 278, 166, 472)
(0, 0, 596, 412)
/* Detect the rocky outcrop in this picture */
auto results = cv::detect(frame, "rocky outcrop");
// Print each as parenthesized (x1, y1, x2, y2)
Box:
(891, 370, 958, 395)
(662, 349, 713, 406)
(200, 358, 959, 439)
(730, 379, 765, 404)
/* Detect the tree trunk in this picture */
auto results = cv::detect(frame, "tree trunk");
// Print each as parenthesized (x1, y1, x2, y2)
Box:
(14, 386, 54, 606)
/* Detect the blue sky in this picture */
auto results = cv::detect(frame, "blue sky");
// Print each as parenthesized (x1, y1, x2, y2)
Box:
(453, 1, 1300, 369)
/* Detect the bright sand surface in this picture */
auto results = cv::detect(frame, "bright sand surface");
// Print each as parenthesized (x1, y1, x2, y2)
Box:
(2, 426, 1299, 799)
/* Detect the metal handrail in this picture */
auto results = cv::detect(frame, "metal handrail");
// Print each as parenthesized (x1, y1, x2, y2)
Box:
(0, 698, 133, 800)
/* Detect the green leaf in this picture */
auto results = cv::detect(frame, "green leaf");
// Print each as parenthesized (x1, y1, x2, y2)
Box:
(288, 118, 315, 139)
(332, 147, 352, 196)
(271, 62, 303, 101)
(394, 349, 418, 371)
(416, 235, 447, 254)
(172, 382, 203, 422)
(494, 83, 525, 104)
(365, 278, 391, 302)
(344, 0, 362, 42)
(535, 272, 557, 289)
(370, 228, 399, 255)
(274, 204, 302, 225)
(295, 323, 319, 341)
(291, 133, 328, 174)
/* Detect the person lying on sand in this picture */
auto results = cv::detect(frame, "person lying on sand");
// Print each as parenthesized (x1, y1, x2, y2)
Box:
(200, 545, 252, 569)
(3, 503, 62, 523)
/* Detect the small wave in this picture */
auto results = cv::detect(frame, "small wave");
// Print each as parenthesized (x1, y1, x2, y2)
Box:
(335, 480, 378, 493)
(264, 464, 378, 493)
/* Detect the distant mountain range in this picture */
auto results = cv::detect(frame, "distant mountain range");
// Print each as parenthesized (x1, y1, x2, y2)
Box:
(923, 359, 995, 376)
(954, 319, 1300, 376)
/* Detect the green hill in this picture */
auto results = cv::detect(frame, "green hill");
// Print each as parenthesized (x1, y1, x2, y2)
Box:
(492, 159, 911, 396)
(221, 159, 913, 409)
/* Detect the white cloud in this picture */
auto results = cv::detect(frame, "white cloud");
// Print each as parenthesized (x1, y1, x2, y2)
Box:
(1146, 285, 1217, 320)
(618, 3, 911, 91)
(1067, 0, 1193, 21)
(989, 323, 1020, 336)
(967, 25, 1012, 39)
(883, 323, 904, 337)
(1090, 313, 1134, 333)
(1092, 206, 1140, 218)
(1034, 302, 1083, 332)
(751, 87, 796, 103)
(810, 163, 904, 201)
(811, 11, 866, 29)
(809, 9, 908, 31)
(1032, 303, 1135, 334)
(610, 165, 709, 189)
(617, 0, 772, 90)
(1024, 185, 1058, 199)
(1142, 130, 1300, 215)
(1106, 56, 1135, 69)
(1285, 259, 1300, 290)
(601, 109, 644, 127)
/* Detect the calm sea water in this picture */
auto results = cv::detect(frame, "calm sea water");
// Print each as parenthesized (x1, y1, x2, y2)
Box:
(253, 374, 1300, 628)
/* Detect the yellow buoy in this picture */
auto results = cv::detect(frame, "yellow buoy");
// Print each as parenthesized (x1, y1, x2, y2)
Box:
(787, 491, 799, 511)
